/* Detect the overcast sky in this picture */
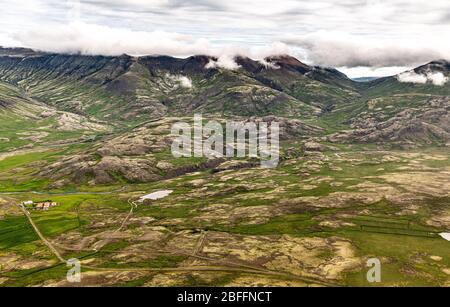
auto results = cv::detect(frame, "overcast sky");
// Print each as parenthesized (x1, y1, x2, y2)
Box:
(0, 0, 449, 77)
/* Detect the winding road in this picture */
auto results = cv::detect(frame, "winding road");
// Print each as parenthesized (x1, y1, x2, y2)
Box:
(17, 202, 340, 287)
(114, 198, 138, 233)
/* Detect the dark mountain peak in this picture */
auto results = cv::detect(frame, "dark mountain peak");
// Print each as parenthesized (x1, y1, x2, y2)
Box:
(138, 55, 186, 72)
(118, 53, 132, 60)
(266, 55, 309, 67)
(0, 46, 42, 57)
(235, 56, 265, 73)
(138, 54, 216, 74)
(183, 55, 215, 72)
(429, 59, 450, 65)
(415, 59, 450, 74)
(312, 66, 350, 79)
(264, 55, 311, 74)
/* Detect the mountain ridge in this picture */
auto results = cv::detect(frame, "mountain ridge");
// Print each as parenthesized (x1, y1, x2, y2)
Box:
(0, 47, 360, 122)
(0, 46, 449, 149)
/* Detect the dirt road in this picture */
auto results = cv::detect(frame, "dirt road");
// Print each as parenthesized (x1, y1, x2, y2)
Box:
(18, 204, 66, 263)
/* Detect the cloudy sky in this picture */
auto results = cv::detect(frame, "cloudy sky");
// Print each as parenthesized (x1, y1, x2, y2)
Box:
(0, 0, 449, 77)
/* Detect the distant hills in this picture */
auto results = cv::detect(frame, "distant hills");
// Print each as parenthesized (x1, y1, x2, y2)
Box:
(352, 77, 379, 82)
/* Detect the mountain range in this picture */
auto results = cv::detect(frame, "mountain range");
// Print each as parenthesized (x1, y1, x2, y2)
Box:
(1, 48, 449, 124)
(0, 46, 449, 185)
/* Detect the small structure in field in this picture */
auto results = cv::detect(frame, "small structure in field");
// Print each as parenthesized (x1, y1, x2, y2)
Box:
(33, 201, 59, 211)
(138, 190, 173, 204)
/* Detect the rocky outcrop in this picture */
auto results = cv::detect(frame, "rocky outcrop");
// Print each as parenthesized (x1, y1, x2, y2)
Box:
(329, 97, 450, 145)
(40, 154, 161, 186)
(247, 116, 324, 140)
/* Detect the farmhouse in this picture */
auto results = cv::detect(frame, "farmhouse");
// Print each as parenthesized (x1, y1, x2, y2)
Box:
(33, 201, 59, 211)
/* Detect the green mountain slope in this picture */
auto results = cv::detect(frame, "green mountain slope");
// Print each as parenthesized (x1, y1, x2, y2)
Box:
(323, 60, 450, 145)
(0, 48, 363, 124)
(360, 60, 450, 98)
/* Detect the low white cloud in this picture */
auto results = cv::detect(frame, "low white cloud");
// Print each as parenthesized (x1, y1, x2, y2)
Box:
(251, 42, 291, 60)
(397, 71, 428, 84)
(12, 22, 290, 72)
(258, 59, 280, 69)
(340, 66, 410, 79)
(176, 76, 193, 89)
(283, 32, 450, 68)
(205, 42, 289, 70)
(426, 72, 449, 86)
(206, 55, 241, 70)
(0, 33, 21, 48)
(397, 70, 449, 86)
(166, 74, 193, 89)
(1, 0, 450, 78)
(13, 22, 214, 57)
